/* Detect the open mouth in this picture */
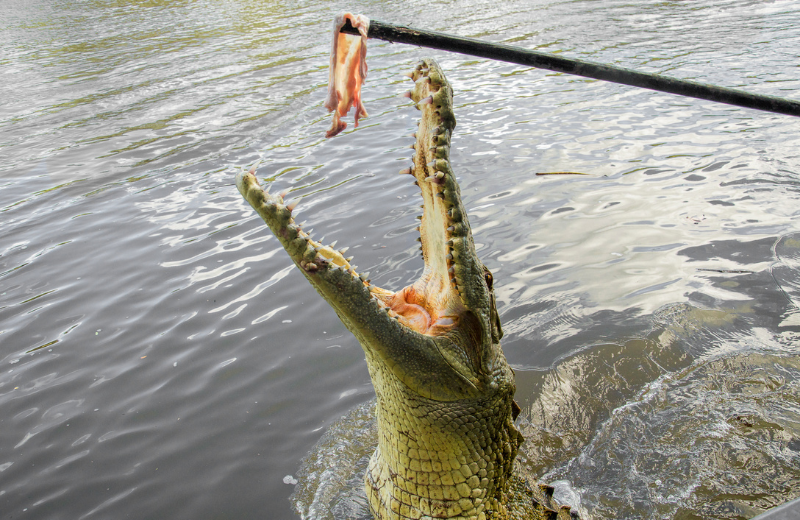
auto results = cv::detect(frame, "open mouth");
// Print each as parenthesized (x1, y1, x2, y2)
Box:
(237, 59, 499, 398)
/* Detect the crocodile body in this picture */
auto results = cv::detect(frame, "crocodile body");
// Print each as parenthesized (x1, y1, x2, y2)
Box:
(237, 59, 575, 520)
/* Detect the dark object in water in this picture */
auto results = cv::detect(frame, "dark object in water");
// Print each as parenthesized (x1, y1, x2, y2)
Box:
(341, 18, 800, 118)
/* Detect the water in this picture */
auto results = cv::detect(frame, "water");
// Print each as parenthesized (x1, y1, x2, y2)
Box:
(1, 1, 799, 519)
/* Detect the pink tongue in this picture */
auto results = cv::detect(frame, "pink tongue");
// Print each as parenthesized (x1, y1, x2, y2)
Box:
(324, 13, 370, 138)
(387, 289, 431, 333)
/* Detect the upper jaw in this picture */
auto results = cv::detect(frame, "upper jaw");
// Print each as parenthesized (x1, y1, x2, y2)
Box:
(236, 59, 502, 400)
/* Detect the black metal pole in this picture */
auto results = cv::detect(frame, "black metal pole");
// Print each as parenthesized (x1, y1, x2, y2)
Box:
(342, 19, 800, 118)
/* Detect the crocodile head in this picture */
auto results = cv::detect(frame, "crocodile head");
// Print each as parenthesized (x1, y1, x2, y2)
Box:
(237, 59, 525, 519)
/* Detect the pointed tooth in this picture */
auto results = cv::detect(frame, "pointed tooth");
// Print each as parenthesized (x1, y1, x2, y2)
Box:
(329, 240, 338, 248)
(338, 246, 350, 254)
(345, 256, 354, 262)
(279, 188, 290, 199)
(447, 226, 454, 232)
(448, 266, 455, 274)
(424, 176, 437, 183)
(427, 160, 437, 169)
(410, 132, 417, 138)
(398, 168, 412, 175)
(417, 95, 433, 106)
(360, 272, 370, 281)
(286, 199, 299, 212)
(404, 71, 414, 79)
(402, 91, 412, 99)
(248, 159, 262, 174)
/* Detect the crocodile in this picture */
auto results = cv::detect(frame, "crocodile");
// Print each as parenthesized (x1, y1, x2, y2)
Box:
(236, 59, 576, 520)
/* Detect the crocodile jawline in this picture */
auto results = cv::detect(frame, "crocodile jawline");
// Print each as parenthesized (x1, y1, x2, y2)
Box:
(237, 59, 575, 520)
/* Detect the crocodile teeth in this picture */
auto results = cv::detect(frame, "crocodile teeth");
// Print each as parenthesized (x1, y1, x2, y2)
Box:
(345, 256, 354, 262)
(329, 240, 338, 248)
(399, 168, 412, 175)
(402, 91, 413, 99)
(286, 199, 299, 212)
(338, 246, 350, 254)
(417, 95, 433, 106)
(278, 188, 290, 199)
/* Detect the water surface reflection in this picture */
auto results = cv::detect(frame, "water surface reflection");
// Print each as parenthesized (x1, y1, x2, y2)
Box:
(1, 1, 799, 519)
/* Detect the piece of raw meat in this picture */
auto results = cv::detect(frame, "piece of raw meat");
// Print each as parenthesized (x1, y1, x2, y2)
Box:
(324, 14, 369, 138)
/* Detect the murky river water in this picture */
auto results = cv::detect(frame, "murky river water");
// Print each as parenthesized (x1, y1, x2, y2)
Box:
(2, 1, 799, 519)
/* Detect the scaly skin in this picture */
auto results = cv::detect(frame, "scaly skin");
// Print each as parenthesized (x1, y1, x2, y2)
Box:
(237, 59, 576, 520)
